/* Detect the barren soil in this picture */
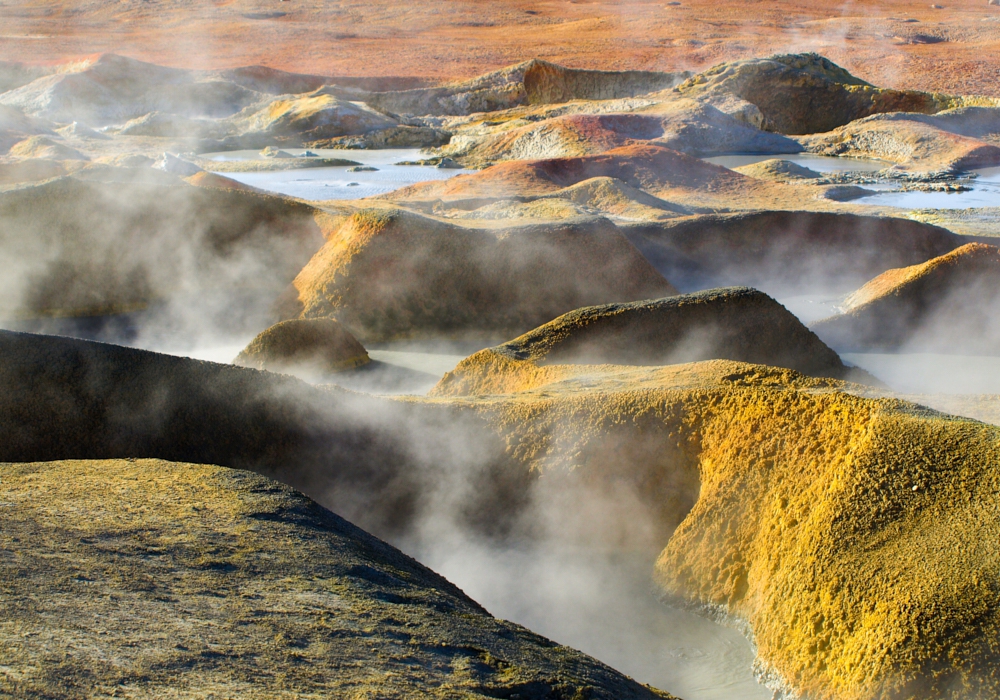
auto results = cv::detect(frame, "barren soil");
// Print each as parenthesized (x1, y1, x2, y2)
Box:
(5, 1, 1000, 96)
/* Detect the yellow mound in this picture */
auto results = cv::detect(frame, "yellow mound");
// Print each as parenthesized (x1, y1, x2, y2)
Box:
(440, 357, 1000, 699)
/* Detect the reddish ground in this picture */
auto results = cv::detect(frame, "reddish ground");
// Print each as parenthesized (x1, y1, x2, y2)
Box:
(3, 0, 1000, 96)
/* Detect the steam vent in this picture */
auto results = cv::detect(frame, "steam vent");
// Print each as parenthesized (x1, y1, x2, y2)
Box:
(5, 3, 1000, 699)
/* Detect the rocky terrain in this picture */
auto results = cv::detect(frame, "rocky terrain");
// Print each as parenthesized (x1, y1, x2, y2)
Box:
(4, 20, 1000, 700)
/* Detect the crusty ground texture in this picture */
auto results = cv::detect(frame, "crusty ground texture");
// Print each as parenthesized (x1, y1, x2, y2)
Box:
(0, 458, 675, 700)
(435, 359, 1000, 700)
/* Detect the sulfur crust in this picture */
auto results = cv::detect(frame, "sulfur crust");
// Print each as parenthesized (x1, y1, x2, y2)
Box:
(433, 358, 1000, 700)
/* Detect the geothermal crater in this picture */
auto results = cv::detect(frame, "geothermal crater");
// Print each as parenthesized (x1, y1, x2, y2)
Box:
(4, 15, 1000, 700)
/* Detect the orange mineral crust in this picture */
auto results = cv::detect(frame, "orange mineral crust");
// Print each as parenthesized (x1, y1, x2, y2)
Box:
(4, 0, 1000, 96)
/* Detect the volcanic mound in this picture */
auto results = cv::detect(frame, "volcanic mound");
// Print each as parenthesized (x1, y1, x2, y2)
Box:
(801, 113, 1000, 173)
(277, 207, 676, 342)
(812, 242, 1000, 353)
(623, 210, 962, 295)
(234, 318, 370, 377)
(450, 102, 799, 168)
(393, 143, 746, 205)
(0, 457, 675, 700)
(433, 287, 874, 396)
(676, 53, 996, 134)
(0, 172, 327, 320)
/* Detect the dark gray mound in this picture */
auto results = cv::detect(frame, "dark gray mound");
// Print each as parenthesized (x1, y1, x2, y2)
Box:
(623, 211, 963, 296)
(496, 287, 875, 383)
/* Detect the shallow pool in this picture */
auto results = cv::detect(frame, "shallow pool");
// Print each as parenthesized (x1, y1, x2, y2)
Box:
(200, 148, 471, 200)
(856, 166, 1000, 209)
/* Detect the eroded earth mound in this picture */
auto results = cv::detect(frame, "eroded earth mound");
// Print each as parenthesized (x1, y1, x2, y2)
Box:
(622, 210, 962, 294)
(277, 207, 676, 342)
(434, 288, 873, 396)
(234, 318, 370, 376)
(812, 243, 1000, 353)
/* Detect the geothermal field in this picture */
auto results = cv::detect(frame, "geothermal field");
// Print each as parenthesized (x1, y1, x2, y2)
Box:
(5, 1, 1000, 699)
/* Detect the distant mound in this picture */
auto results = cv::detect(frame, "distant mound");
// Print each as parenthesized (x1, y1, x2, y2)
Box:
(733, 158, 822, 180)
(0, 174, 325, 321)
(812, 243, 1000, 353)
(8, 135, 89, 160)
(623, 210, 963, 295)
(364, 59, 686, 117)
(0, 458, 673, 700)
(278, 208, 677, 342)
(800, 112, 1000, 173)
(0, 53, 265, 126)
(434, 288, 873, 396)
(677, 52, 998, 134)
(234, 318, 370, 376)
(230, 91, 397, 141)
(394, 143, 745, 204)
(450, 102, 800, 167)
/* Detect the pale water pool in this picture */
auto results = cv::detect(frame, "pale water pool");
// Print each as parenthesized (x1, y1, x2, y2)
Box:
(200, 148, 471, 200)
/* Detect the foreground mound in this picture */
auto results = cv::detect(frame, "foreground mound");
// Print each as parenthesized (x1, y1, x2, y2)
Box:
(676, 53, 995, 134)
(436, 357, 1000, 700)
(812, 243, 1000, 352)
(278, 208, 676, 341)
(234, 318, 370, 376)
(623, 210, 962, 294)
(0, 458, 673, 700)
(433, 288, 871, 396)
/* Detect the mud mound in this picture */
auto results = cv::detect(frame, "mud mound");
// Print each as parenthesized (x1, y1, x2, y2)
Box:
(230, 91, 397, 141)
(278, 208, 676, 341)
(432, 352, 1000, 700)
(0, 54, 264, 127)
(0, 458, 673, 700)
(451, 103, 799, 167)
(812, 243, 1000, 352)
(623, 210, 962, 295)
(0, 104, 54, 154)
(523, 59, 685, 104)
(8, 135, 88, 160)
(364, 59, 685, 117)
(111, 110, 222, 138)
(0, 174, 324, 319)
(395, 143, 744, 204)
(677, 53, 996, 135)
(733, 158, 821, 180)
(801, 113, 1000, 173)
(234, 318, 370, 376)
(434, 288, 870, 396)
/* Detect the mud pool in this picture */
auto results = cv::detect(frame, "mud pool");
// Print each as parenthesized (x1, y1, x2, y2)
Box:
(703, 153, 889, 173)
(201, 148, 471, 200)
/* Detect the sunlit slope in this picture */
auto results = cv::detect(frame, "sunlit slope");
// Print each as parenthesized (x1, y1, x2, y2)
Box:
(813, 243, 1000, 353)
(438, 357, 1000, 700)
(278, 207, 676, 342)
(0, 458, 676, 700)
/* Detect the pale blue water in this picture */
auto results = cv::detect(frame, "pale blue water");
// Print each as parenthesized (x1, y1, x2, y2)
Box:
(200, 147, 470, 200)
